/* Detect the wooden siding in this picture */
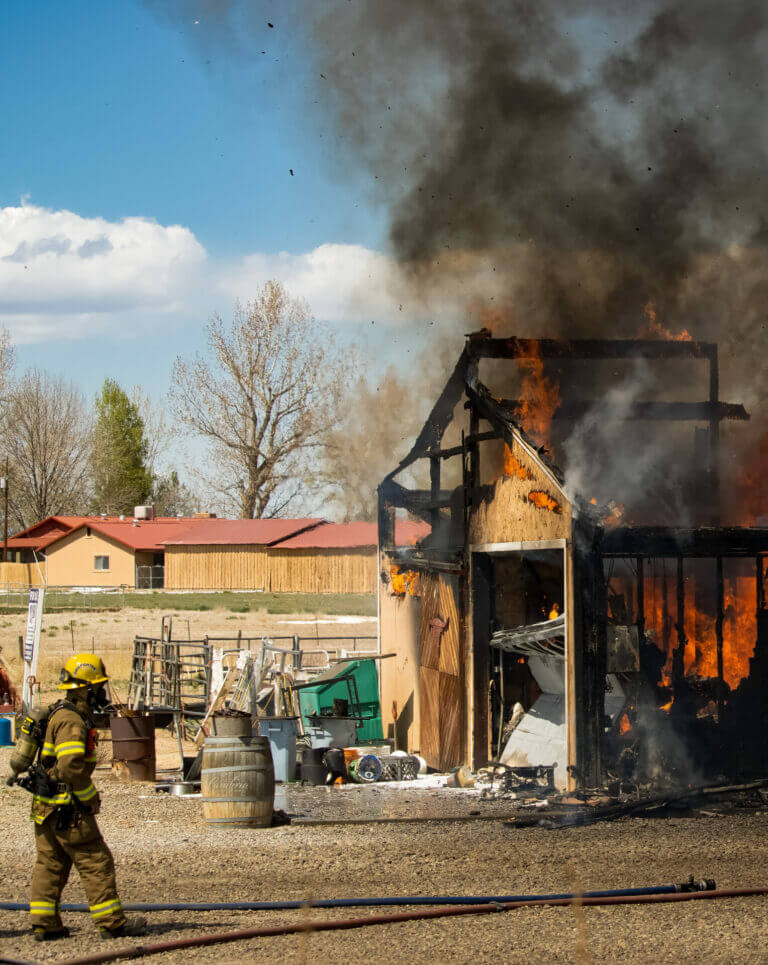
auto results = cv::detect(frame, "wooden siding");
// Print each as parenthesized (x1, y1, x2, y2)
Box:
(164, 545, 376, 593)
(164, 545, 269, 591)
(267, 548, 376, 594)
(418, 571, 464, 771)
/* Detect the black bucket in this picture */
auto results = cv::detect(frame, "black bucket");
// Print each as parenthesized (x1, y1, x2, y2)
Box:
(299, 746, 329, 785)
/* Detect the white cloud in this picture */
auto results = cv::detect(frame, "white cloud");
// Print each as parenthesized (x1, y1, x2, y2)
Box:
(0, 202, 206, 342)
(0, 202, 512, 344)
(218, 243, 407, 323)
(218, 242, 513, 328)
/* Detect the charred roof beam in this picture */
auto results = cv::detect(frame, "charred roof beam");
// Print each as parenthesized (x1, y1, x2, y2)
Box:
(467, 335, 717, 361)
(499, 400, 749, 422)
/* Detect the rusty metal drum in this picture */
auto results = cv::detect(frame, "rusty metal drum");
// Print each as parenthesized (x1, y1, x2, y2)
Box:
(110, 714, 156, 782)
(201, 734, 274, 828)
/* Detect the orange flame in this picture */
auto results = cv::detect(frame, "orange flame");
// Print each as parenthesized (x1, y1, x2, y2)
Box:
(643, 564, 757, 690)
(642, 301, 692, 341)
(390, 565, 419, 597)
(503, 447, 534, 479)
(618, 714, 632, 735)
(528, 490, 563, 514)
(513, 345, 561, 447)
(548, 603, 560, 620)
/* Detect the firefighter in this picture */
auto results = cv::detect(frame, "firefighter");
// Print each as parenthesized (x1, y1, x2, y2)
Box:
(25, 653, 146, 942)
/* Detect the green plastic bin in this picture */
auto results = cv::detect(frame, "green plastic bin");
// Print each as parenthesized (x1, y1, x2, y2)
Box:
(298, 659, 383, 743)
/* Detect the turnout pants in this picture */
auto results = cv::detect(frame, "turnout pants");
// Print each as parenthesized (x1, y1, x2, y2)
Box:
(30, 811, 125, 932)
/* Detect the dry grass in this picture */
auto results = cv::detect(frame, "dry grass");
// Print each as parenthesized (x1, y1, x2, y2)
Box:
(0, 602, 377, 704)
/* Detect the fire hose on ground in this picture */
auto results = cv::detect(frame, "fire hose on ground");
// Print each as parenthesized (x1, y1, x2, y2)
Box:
(0, 878, 718, 913)
(7, 887, 768, 965)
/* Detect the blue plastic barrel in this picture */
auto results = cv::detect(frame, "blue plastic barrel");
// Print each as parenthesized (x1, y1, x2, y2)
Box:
(257, 717, 299, 782)
(0, 716, 13, 746)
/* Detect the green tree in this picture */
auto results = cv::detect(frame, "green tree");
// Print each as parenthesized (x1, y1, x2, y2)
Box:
(91, 379, 153, 515)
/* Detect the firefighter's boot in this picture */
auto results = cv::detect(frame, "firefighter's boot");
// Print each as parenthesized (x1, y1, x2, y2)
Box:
(99, 916, 148, 939)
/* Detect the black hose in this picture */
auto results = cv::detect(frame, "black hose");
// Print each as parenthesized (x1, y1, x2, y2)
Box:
(0, 879, 715, 914)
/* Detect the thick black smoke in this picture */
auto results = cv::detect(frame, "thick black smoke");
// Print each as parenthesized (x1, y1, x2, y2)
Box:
(311, 2, 767, 337)
(145, 0, 768, 520)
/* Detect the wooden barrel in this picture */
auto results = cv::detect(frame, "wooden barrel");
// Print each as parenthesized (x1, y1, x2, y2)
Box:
(201, 735, 274, 828)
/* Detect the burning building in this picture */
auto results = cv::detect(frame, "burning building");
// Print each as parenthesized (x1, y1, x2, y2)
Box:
(378, 332, 768, 791)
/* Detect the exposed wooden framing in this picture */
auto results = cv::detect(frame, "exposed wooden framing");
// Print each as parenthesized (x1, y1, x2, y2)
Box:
(384, 348, 472, 482)
(387, 554, 463, 574)
(470, 552, 493, 769)
(570, 520, 604, 787)
(377, 488, 396, 552)
(468, 336, 718, 361)
(673, 557, 686, 685)
(709, 348, 721, 525)
(431, 431, 498, 460)
(464, 369, 567, 491)
(636, 556, 646, 647)
(716, 556, 725, 721)
(429, 455, 441, 532)
(499, 400, 748, 423)
(602, 527, 768, 558)
(468, 406, 480, 492)
(379, 478, 452, 519)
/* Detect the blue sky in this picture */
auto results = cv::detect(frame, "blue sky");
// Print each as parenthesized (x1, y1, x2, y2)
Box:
(0, 0, 408, 399)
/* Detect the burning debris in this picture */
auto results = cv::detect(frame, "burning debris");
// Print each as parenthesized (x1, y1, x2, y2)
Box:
(389, 565, 420, 597)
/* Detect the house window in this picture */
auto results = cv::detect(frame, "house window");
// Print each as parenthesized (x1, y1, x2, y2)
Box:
(94, 555, 110, 571)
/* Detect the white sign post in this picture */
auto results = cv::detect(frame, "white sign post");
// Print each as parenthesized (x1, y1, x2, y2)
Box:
(22, 586, 45, 710)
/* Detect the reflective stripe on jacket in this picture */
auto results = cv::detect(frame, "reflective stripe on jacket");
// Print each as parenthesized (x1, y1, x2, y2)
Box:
(32, 701, 98, 824)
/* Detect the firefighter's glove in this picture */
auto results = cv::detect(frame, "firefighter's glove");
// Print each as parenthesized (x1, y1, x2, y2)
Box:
(86, 795, 102, 815)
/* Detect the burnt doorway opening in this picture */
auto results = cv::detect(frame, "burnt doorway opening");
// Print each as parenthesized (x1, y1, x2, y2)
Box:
(472, 545, 567, 785)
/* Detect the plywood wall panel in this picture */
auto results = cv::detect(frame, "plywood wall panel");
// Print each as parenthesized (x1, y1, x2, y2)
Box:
(469, 437, 572, 545)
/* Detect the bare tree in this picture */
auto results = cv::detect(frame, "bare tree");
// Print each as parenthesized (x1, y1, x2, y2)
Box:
(319, 343, 465, 521)
(170, 281, 349, 518)
(5, 370, 92, 529)
(0, 327, 16, 409)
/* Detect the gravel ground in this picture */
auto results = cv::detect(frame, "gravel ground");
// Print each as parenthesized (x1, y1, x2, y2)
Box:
(2, 743, 768, 964)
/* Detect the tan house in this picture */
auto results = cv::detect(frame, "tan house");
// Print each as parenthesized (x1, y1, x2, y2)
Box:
(7, 516, 203, 588)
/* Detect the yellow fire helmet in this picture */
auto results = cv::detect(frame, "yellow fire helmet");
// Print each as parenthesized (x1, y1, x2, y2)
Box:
(57, 652, 110, 690)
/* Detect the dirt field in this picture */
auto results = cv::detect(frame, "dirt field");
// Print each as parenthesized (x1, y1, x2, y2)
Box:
(2, 737, 768, 964)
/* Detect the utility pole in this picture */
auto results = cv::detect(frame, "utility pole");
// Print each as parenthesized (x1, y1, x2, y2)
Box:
(1, 460, 8, 563)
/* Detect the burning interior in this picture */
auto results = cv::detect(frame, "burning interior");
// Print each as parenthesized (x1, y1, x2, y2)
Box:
(378, 332, 768, 792)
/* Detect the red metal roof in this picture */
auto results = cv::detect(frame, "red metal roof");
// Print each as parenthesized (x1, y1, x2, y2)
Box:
(272, 520, 430, 549)
(8, 516, 202, 553)
(160, 518, 324, 547)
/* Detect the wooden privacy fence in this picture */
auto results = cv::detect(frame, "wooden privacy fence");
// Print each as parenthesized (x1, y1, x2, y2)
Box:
(0, 563, 45, 587)
(164, 545, 378, 594)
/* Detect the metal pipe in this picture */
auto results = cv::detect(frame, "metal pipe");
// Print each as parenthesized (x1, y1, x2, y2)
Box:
(48, 888, 768, 965)
(0, 881, 713, 914)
